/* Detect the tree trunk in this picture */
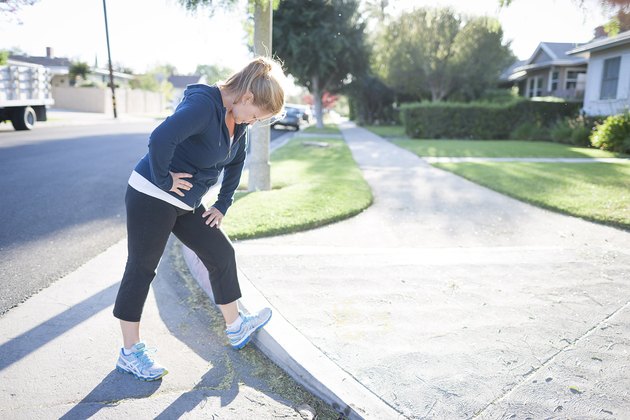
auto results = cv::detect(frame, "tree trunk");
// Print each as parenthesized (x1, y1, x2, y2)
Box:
(312, 75, 324, 128)
(248, 0, 272, 192)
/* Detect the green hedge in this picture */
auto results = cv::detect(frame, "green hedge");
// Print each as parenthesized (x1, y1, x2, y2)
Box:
(401, 100, 581, 139)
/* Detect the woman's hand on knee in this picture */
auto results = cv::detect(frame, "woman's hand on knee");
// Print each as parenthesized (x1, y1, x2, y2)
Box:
(169, 171, 193, 197)
(202, 206, 224, 228)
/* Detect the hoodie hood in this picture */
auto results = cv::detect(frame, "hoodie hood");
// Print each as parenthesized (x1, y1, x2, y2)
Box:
(182, 84, 225, 116)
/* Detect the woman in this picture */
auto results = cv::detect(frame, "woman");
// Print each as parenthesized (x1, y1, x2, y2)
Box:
(113, 56, 286, 381)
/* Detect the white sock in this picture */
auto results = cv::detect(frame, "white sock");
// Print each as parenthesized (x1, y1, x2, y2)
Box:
(122, 343, 138, 355)
(226, 315, 243, 332)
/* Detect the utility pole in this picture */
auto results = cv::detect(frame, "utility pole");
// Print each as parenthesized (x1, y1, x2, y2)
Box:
(248, 0, 272, 191)
(102, 0, 117, 118)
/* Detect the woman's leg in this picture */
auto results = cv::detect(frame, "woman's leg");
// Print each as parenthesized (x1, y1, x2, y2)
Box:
(120, 320, 140, 349)
(218, 302, 240, 325)
(113, 187, 178, 339)
(172, 209, 242, 322)
(173, 208, 272, 349)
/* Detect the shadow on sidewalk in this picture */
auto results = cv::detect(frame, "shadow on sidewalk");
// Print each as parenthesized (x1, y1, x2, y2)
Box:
(0, 282, 119, 373)
(59, 370, 162, 419)
(150, 238, 317, 417)
(154, 367, 239, 419)
(44, 238, 331, 418)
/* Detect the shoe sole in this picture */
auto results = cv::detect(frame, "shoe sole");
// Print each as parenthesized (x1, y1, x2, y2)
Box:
(116, 365, 168, 381)
(231, 312, 273, 350)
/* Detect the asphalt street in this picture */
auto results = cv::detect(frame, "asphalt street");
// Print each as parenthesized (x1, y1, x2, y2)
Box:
(0, 121, 289, 315)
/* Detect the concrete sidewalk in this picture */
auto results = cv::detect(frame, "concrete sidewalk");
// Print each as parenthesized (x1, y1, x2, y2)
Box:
(206, 123, 630, 418)
(0, 237, 338, 419)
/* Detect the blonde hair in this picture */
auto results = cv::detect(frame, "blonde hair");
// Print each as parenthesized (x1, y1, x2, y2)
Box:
(219, 56, 286, 116)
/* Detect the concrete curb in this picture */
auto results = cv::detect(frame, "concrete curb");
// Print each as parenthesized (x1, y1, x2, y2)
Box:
(181, 247, 402, 420)
(181, 130, 402, 419)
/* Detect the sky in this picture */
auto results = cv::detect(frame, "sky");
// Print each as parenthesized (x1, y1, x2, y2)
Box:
(0, 0, 611, 76)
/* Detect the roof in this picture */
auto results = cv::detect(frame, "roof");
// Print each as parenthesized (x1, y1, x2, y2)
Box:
(91, 68, 135, 80)
(524, 42, 586, 66)
(9, 54, 71, 68)
(168, 75, 204, 89)
(510, 42, 587, 74)
(540, 42, 584, 61)
(499, 60, 526, 81)
(567, 30, 630, 55)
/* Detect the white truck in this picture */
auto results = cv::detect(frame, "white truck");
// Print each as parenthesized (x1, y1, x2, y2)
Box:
(0, 59, 54, 130)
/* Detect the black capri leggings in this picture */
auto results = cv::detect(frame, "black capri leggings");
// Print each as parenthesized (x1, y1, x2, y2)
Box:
(113, 186, 242, 322)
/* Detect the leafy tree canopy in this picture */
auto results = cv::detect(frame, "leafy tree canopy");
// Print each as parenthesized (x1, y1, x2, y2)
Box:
(374, 7, 513, 102)
(69, 61, 91, 84)
(272, 0, 369, 94)
(195, 63, 233, 84)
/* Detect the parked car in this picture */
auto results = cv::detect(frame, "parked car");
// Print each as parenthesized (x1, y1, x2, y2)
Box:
(272, 105, 303, 130)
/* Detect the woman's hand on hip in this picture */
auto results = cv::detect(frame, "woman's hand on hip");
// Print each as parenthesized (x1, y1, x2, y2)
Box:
(169, 171, 193, 197)
(202, 206, 224, 228)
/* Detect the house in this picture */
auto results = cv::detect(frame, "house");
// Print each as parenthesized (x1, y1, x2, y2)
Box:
(9, 48, 71, 88)
(500, 42, 587, 100)
(9, 47, 134, 88)
(167, 74, 206, 109)
(567, 30, 630, 116)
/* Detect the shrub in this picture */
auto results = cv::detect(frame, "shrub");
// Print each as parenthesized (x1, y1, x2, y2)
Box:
(550, 119, 574, 144)
(474, 88, 519, 104)
(570, 125, 592, 147)
(590, 112, 630, 153)
(510, 122, 550, 141)
(550, 115, 594, 147)
(400, 100, 580, 139)
(346, 75, 395, 125)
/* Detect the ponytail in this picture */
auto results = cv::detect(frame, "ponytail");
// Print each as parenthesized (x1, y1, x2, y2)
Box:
(219, 56, 286, 116)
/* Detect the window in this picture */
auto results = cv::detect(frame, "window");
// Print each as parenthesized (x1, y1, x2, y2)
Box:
(566, 70, 586, 90)
(527, 76, 543, 97)
(550, 71, 559, 91)
(600, 56, 621, 100)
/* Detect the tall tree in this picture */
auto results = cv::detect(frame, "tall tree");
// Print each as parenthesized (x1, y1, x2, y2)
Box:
(451, 16, 514, 101)
(195, 64, 233, 84)
(68, 61, 91, 86)
(373, 8, 460, 101)
(272, 0, 369, 128)
(374, 8, 512, 102)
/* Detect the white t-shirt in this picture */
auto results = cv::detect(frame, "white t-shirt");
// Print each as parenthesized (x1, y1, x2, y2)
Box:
(128, 170, 194, 211)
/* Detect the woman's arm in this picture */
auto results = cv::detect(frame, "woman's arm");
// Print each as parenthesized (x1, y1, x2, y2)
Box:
(148, 98, 212, 191)
(212, 131, 248, 215)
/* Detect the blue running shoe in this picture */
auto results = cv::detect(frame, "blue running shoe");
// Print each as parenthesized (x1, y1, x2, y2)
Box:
(226, 308, 272, 350)
(115, 342, 168, 381)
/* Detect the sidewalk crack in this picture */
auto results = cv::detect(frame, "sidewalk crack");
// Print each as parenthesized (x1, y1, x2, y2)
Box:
(472, 299, 630, 418)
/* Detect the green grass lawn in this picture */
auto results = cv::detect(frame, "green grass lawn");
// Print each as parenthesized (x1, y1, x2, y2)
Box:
(391, 139, 628, 158)
(303, 124, 341, 134)
(210, 134, 372, 240)
(433, 162, 630, 230)
(387, 135, 630, 230)
(363, 125, 407, 138)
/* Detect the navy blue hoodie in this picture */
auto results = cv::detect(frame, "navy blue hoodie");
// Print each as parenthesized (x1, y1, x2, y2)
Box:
(133, 84, 248, 214)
